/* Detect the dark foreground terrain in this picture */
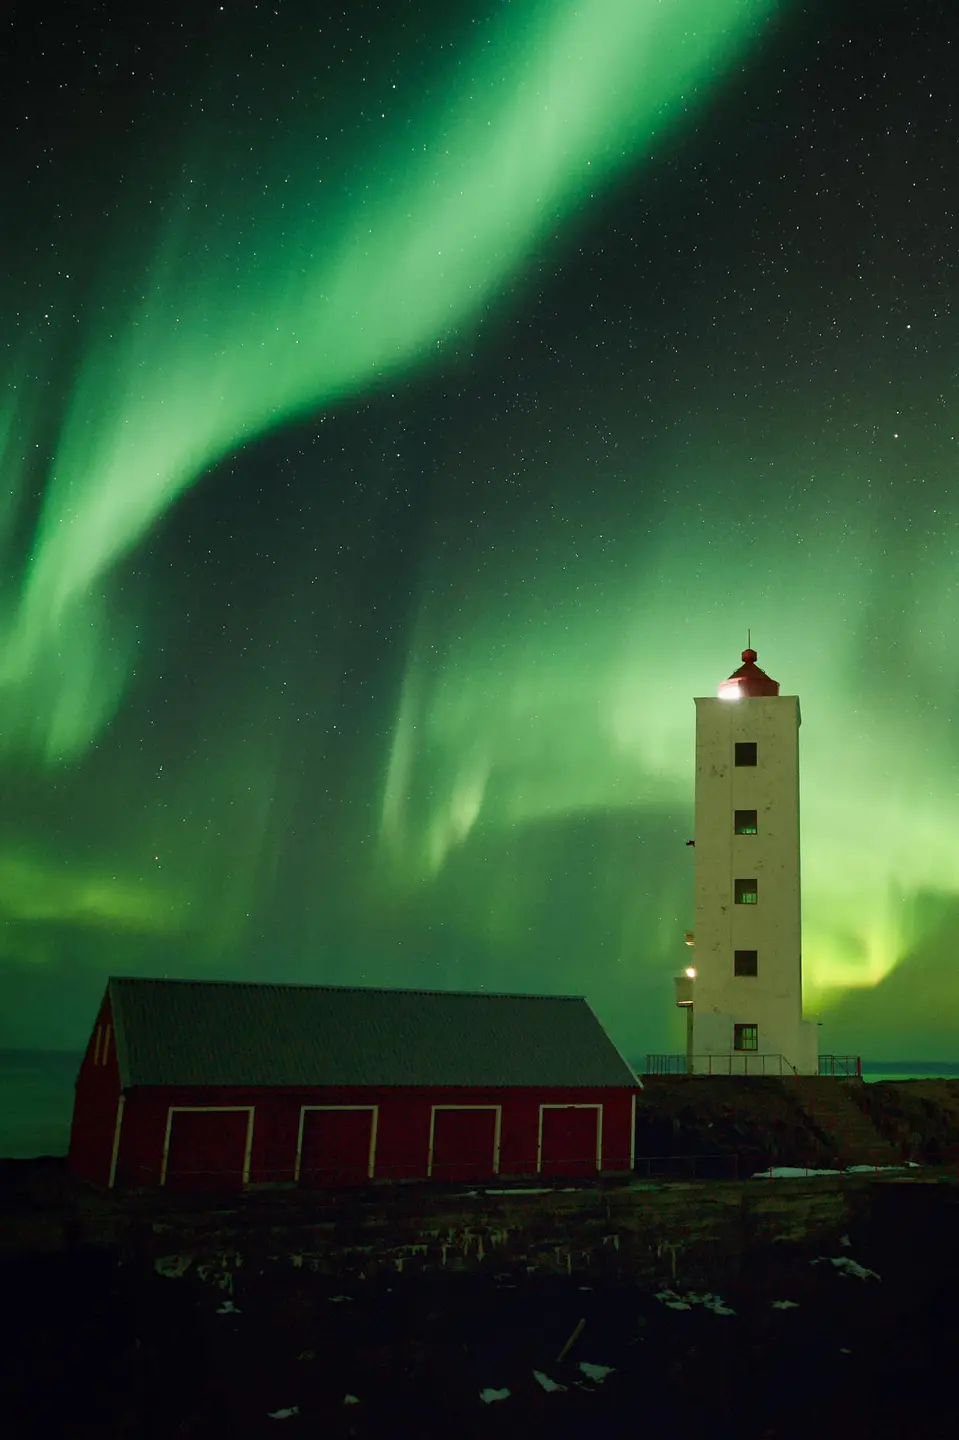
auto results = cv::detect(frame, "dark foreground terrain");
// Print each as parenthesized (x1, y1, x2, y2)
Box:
(2, 1178, 958, 1439)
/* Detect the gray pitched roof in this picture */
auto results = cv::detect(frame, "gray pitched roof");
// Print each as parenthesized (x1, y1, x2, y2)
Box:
(107, 977, 639, 1090)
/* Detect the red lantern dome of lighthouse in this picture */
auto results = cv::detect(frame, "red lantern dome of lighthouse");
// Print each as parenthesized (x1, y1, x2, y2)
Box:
(717, 644, 780, 700)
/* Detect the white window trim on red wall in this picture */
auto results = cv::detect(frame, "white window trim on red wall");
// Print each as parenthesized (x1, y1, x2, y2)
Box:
(536, 1102, 603, 1174)
(293, 1104, 379, 1183)
(426, 1104, 503, 1178)
(158, 1105, 256, 1187)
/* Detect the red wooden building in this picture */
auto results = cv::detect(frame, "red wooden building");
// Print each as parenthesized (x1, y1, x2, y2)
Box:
(69, 977, 641, 1192)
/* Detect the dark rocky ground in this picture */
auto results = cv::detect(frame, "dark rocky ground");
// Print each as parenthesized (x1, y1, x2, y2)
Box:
(636, 1076, 959, 1173)
(636, 1075, 839, 1173)
(5, 1077, 959, 1440)
(856, 1081, 959, 1164)
(2, 1179, 958, 1440)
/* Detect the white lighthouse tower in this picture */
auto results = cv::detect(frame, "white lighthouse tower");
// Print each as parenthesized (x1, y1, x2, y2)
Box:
(680, 644, 819, 1076)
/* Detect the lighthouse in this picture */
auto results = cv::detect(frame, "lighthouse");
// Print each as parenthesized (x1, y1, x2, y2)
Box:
(681, 646, 819, 1076)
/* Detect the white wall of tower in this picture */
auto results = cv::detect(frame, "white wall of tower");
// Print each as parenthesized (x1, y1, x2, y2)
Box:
(691, 694, 818, 1075)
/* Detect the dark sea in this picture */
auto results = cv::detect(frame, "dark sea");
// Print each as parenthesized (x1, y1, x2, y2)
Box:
(0, 1050, 83, 1159)
(2, 1050, 959, 1158)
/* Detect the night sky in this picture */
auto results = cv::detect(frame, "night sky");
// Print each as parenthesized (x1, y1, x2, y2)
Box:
(2, 0, 956, 1061)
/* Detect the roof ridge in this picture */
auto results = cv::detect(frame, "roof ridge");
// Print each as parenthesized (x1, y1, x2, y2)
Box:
(108, 976, 588, 1003)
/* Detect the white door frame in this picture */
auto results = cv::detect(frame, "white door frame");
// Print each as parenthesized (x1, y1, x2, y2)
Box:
(536, 1102, 603, 1174)
(427, 1104, 502, 1178)
(159, 1105, 255, 1187)
(294, 1104, 379, 1183)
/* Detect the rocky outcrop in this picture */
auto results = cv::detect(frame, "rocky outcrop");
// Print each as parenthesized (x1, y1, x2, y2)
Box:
(636, 1077, 836, 1176)
(784, 1078, 899, 1167)
(850, 1081, 959, 1165)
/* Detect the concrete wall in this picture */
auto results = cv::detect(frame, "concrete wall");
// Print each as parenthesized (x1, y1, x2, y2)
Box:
(692, 695, 816, 1075)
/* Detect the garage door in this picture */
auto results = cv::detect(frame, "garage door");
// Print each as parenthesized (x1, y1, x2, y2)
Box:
(539, 1105, 601, 1178)
(298, 1107, 375, 1187)
(163, 1108, 252, 1191)
(430, 1107, 499, 1182)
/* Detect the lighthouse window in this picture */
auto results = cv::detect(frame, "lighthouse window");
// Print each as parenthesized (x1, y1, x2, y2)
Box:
(735, 949, 759, 976)
(734, 1024, 759, 1052)
(735, 742, 757, 766)
(734, 878, 758, 904)
(734, 810, 758, 835)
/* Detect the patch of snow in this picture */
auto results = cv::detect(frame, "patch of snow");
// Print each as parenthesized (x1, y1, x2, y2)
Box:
(533, 1370, 567, 1392)
(216, 1301, 240, 1315)
(484, 1187, 552, 1195)
(155, 1255, 193, 1278)
(656, 1289, 690, 1310)
(771, 1300, 800, 1310)
(343, 1395, 360, 1406)
(752, 1166, 841, 1179)
(196, 1262, 235, 1292)
(329, 1295, 353, 1303)
(579, 1362, 615, 1383)
(754, 1163, 912, 1180)
(480, 1387, 511, 1404)
(812, 1257, 880, 1281)
(840, 1348, 852, 1354)
(656, 1288, 735, 1316)
(686, 1291, 736, 1316)
(839, 1234, 851, 1247)
(267, 1407, 299, 1420)
(832, 1257, 880, 1281)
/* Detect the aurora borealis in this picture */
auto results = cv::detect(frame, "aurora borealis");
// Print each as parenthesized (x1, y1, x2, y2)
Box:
(2, 0, 957, 1060)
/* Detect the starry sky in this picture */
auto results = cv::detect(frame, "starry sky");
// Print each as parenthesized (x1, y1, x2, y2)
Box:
(1, 0, 957, 1061)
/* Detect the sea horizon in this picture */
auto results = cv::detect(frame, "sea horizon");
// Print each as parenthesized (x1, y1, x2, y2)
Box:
(2, 1047, 959, 1160)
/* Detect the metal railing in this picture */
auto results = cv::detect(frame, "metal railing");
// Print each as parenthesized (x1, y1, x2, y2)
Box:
(644, 1053, 799, 1077)
(818, 1054, 862, 1078)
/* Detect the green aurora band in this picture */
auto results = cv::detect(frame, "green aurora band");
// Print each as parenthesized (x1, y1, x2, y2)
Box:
(385, 481, 959, 1020)
(3, 0, 955, 1052)
(2, 0, 775, 757)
